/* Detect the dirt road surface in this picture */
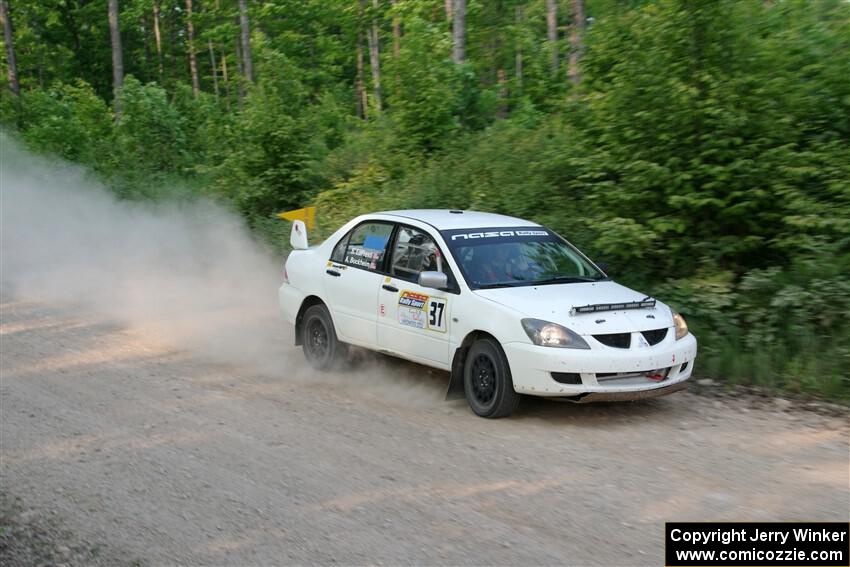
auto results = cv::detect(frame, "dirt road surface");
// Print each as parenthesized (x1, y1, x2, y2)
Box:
(2, 296, 848, 566)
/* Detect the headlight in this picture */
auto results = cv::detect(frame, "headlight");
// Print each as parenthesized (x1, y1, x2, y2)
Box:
(521, 319, 590, 349)
(672, 311, 688, 340)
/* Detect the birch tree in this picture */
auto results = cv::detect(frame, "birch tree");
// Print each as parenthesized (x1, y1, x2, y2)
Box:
(568, 0, 585, 85)
(546, 0, 558, 74)
(452, 0, 465, 63)
(186, 0, 200, 97)
(355, 30, 367, 119)
(152, 0, 163, 81)
(365, 0, 382, 111)
(238, 0, 252, 82)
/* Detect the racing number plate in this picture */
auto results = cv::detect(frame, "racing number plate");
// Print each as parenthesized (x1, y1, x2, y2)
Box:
(398, 291, 447, 333)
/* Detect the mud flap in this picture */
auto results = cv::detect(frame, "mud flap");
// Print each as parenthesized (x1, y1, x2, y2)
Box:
(445, 349, 466, 400)
(445, 371, 465, 400)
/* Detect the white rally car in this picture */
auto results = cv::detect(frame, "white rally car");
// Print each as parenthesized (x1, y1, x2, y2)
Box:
(279, 210, 697, 418)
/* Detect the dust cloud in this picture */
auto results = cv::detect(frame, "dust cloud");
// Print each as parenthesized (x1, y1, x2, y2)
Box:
(0, 133, 444, 406)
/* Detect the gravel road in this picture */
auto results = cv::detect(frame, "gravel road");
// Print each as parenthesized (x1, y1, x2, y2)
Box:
(2, 295, 848, 566)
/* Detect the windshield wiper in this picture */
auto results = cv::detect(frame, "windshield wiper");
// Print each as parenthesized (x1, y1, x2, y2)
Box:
(475, 281, 527, 289)
(530, 275, 608, 285)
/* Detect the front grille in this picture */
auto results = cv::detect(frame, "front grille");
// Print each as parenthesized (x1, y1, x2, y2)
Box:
(551, 372, 583, 384)
(593, 332, 631, 348)
(641, 328, 668, 345)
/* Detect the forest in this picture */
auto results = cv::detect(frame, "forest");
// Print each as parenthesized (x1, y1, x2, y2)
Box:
(1, 0, 848, 398)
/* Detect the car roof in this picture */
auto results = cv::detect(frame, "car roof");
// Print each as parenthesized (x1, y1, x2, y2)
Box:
(374, 209, 540, 230)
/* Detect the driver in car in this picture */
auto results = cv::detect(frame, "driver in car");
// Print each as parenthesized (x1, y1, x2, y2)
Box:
(476, 244, 530, 284)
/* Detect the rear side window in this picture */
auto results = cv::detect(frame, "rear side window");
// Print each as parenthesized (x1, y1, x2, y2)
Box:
(330, 234, 349, 263)
(337, 222, 394, 271)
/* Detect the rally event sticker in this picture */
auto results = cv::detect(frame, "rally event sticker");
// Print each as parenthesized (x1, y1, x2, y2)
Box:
(398, 291, 447, 333)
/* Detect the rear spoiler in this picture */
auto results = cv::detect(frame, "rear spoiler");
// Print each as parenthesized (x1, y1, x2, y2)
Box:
(570, 297, 656, 316)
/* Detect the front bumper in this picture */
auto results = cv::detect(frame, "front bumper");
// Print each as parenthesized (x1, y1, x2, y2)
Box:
(503, 333, 697, 398)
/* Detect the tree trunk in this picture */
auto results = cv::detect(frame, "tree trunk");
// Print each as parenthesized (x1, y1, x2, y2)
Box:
(515, 4, 523, 92)
(221, 51, 231, 110)
(444, 0, 452, 21)
(108, 0, 123, 119)
(452, 0, 465, 64)
(208, 40, 219, 99)
(390, 0, 400, 58)
(152, 1, 163, 81)
(0, 0, 20, 97)
(142, 12, 152, 79)
(546, 0, 557, 74)
(238, 0, 253, 83)
(185, 0, 200, 97)
(497, 68, 508, 119)
(355, 32, 367, 120)
(568, 0, 585, 85)
(364, 0, 382, 111)
(234, 35, 245, 109)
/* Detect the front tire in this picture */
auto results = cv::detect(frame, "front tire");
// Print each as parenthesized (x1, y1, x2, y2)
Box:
(301, 304, 345, 371)
(463, 338, 520, 418)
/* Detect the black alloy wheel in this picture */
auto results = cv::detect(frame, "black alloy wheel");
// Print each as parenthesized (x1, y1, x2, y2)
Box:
(301, 304, 343, 370)
(463, 337, 520, 418)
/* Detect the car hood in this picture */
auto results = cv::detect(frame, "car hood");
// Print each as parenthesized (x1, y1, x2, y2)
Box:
(473, 281, 673, 335)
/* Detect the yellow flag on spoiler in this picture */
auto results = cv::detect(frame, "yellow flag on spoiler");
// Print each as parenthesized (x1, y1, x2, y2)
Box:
(276, 206, 316, 230)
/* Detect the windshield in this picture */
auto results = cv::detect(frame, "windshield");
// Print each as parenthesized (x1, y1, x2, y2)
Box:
(441, 226, 607, 289)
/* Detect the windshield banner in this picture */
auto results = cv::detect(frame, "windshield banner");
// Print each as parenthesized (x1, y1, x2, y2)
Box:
(441, 226, 551, 246)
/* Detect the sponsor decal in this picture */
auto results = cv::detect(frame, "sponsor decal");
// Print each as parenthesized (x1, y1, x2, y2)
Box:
(399, 305, 427, 329)
(450, 229, 549, 241)
(397, 291, 447, 333)
(399, 291, 428, 310)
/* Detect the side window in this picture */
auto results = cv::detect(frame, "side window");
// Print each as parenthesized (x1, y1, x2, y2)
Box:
(330, 233, 349, 263)
(390, 226, 454, 286)
(341, 222, 394, 271)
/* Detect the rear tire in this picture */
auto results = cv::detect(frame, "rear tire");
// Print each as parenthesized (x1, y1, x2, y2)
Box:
(463, 338, 520, 418)
(301, 304, 345, 371)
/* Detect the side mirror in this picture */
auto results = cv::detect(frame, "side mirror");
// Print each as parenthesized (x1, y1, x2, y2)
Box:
(418, 271, 448, 290)
(290, 220, 308, 250)
(595, 261, 609, 274)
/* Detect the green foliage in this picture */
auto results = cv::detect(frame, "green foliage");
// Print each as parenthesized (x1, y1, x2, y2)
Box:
(384, 18, 464, 151)
(115, 76, 189, 173)
(15, 80, 112, 167)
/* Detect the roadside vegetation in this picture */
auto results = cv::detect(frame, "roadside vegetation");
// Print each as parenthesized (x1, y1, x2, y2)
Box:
(1, 0, 848, 399)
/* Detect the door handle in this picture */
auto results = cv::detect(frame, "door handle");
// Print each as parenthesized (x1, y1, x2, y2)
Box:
(326, 269, 341, 277)
(382, 284, 399, 293)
